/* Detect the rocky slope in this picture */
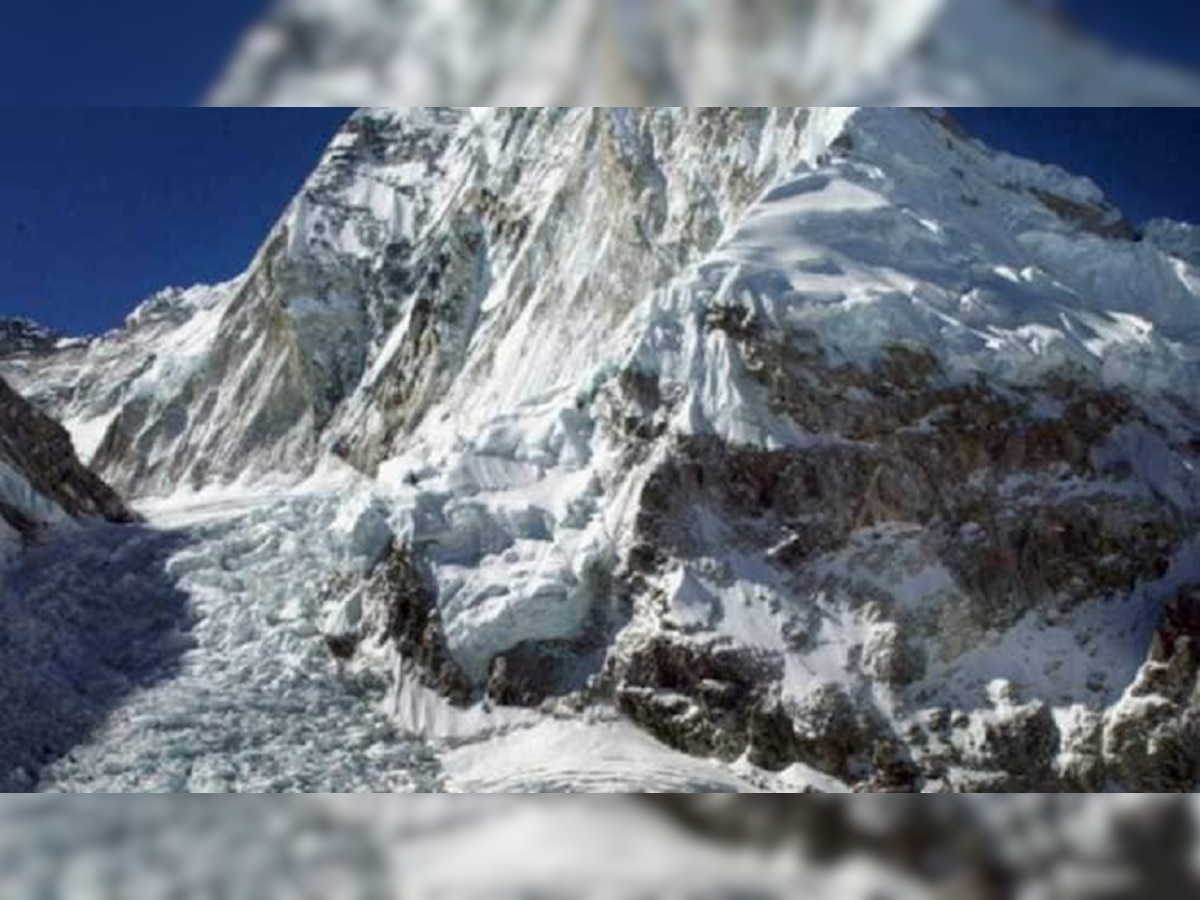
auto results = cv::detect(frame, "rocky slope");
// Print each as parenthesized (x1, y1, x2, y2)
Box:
(0, 319, 60, 356)
(6, 107, 1200, 792)
(0, 376, 133, 564)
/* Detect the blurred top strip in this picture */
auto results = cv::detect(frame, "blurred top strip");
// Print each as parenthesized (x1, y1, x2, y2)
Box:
(207, 0, 1200, 106)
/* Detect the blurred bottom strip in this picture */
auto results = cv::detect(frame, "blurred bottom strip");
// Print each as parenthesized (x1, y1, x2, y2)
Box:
(1, 795, 1197, 899)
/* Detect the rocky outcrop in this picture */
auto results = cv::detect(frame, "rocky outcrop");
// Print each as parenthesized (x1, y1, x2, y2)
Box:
(610, 636, 790, 765)
(1030, 187, 1140, 241)
(0, 319, 59, 356)
(320, 540, 472, 703)
(0, 376, 133, 541)
(603, 320, 1197, 787)
(1101, 586, 1200, 791)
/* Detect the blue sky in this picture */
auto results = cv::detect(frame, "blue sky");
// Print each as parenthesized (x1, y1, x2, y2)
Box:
(0, 110, 349, 334)
(954, 109, 1200, 225)
(4, 2, 267, 106)
(2, 109, 1199, 336)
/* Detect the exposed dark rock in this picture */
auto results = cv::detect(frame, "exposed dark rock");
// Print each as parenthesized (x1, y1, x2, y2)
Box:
(320, 541, 473, 705)
(790, 681, 880, 780)
(1031, 187, 1141, 241)
(612, 636, 786, 763)
(1056, 708, 1107, 792)
(485, 640, 595, 708)
(860, 621, 926, 687)
(0, 376, 134, 537)
(1103, 586, 1200, 791)
(609, 316, 1194, 788)
(0, 318, 60, 357)
(966, 686, 1060, 791)
(376, 541, 473, 704)
(856, 740, 922, 792)
(323, 633, 360, 662)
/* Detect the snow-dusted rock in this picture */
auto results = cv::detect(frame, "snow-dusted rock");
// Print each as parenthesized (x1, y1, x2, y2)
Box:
(0, 319, 59, 356)
(1102, 586, 1200, 790)
(0, 376, 133, 546)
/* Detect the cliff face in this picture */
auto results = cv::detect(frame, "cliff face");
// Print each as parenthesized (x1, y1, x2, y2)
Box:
(6, 108, 1200, 791)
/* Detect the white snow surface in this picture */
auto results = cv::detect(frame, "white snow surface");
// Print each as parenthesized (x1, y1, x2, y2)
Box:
(1, 484, 775, 793)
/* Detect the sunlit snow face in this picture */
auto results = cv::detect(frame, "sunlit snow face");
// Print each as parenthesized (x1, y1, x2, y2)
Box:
(208, 0, 1200, 106)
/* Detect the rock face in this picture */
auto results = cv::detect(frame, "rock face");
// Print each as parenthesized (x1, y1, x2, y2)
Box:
(0, 376, 133, 557)
(8, 107, 1200, 791)
(1101, 587, 1200, 791)
(320, 540, 473, 704)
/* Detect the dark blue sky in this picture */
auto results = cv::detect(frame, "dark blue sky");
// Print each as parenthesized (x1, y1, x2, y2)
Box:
(2, 109, 1200, 336)
(0, 110, 349, 335)
(954, 109, 1200, 226)
(4, 2, 267, 106)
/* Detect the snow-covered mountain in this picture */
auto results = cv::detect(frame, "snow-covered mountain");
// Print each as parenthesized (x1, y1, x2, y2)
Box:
(5, 107, 1200, 793)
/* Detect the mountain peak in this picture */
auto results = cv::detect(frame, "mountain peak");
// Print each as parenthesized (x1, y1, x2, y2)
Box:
(0, 318, 60, 356)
